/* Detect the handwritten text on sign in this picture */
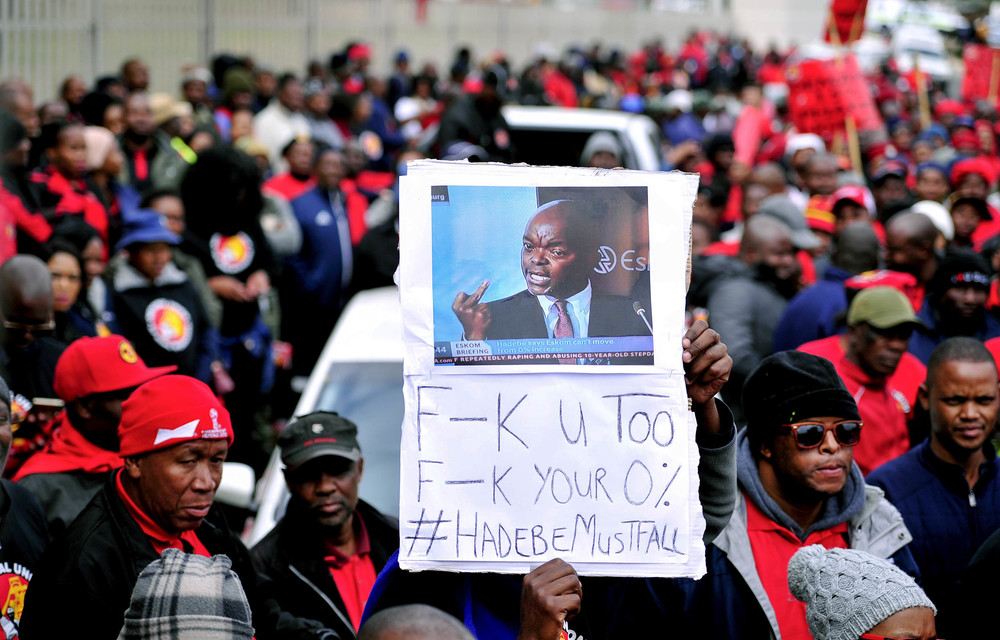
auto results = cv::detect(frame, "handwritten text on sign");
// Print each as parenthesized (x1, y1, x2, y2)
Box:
(398, 373, 703, 576)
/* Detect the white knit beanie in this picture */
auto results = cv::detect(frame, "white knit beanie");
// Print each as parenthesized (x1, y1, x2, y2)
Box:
(788, 545, 936, 640)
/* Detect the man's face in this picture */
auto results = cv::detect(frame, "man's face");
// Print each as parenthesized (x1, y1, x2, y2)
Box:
(315, 151, 344, 189)
(124, 94, 154, 138)
(285, 456, 363, 532)
(126, 439, 227, 534)
(940, 285, 987, 321)
(847, 322, 911, 379)
(75, 387, 133, 452)
(951, 204, 981, 241)
(833, 202, 870, 236)
(278, 80, 304, 112)
(521, 206, 592, 299)
(124, 61, 149, 91)
(884, 229, 927, 277)
(183, 80, 206, 106)
(874, 176, 910, 208)
(755, 235, 799, 283)
(148, 195, 185, 236)
(287, 141, 315, 176)
(1, 288, 53, 351)
(915, 170, 949, 202)
(761, 415, 854, 499)
(804, 159, 838, 196)
(921, 360, 999, 460)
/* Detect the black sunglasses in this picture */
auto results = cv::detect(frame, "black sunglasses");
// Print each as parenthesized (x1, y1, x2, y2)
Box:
(779, 420, 863, 449)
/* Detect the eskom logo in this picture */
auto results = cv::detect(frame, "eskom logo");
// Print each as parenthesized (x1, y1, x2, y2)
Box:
(594, 246, 617, 274)
(593, 245, 649, 274)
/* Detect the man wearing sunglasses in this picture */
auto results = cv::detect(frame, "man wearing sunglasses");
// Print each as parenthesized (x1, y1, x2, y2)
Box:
(0, 254, 65, 405)
(868, 337, 1000, 637)
(660, 351, 917, 640)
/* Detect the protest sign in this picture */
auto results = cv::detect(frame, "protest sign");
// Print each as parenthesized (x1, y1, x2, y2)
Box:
(785, 54, 882, 142)
(397, 161, 704, 576)
(961, 44, 1000, 106)
(823, 0, 868, 45)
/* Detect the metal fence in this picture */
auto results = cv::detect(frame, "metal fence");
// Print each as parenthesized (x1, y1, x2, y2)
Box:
(0, 0, 723, 102)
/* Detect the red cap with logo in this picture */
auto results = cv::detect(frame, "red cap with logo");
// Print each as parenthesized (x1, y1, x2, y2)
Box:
(118, 375, 234, 458)
(54, 335, 177, 402)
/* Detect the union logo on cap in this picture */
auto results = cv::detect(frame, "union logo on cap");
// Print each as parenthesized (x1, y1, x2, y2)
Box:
(119, 341, 139, 364)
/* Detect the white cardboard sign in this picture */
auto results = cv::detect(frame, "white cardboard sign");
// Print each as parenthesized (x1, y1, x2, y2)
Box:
(397, 161, 702, 577)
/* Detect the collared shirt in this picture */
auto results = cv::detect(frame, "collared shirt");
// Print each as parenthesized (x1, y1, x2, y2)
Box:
(323, 513, 377, 631)
(835, 355, 911, 476)
(745, 494, 848, 640)
(535, 281, 592, 338)
(113, 468, 210, 557)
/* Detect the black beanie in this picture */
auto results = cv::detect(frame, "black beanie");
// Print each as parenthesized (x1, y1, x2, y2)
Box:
(742, 352, 860, 454)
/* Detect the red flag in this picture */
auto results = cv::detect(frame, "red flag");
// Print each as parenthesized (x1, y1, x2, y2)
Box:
(961, 44, 1000, 106)
(785, 55, 882, 143)
(823, 0, 868, 45)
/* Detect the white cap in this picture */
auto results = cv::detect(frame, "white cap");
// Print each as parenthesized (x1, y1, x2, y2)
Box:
(664, 90, 693, 113)
(785, 133, 826, 161)
(910, 200, 954, 241)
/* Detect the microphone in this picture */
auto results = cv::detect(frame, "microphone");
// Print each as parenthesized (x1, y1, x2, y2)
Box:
(633, 301, 653, 335)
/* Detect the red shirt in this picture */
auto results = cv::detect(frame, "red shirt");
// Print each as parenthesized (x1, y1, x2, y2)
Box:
(324, 514, 377, 631)
(746, 495, 848, 640)
(263, 173, 316, 202)
(13, 410, 122, 480)
(798, 334, 926, 410)
(114, 469, 211, 557)
(832, 356, 911, 475)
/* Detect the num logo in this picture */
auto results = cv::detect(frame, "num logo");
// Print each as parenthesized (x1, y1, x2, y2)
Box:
(593, 245, 649, 274)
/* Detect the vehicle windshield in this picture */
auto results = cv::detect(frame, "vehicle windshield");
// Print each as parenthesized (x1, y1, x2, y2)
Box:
(313, 360, 405, 517)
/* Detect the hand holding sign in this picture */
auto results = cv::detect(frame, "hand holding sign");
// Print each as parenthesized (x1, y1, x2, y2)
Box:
(452, 279, 492, 339)
(682, 320, 732, 408)
(517, 558, 582, 640)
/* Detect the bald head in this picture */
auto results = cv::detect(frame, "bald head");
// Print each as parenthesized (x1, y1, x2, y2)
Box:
(751, 162, 788, 195)
(886, 212, 938, 249)
(0, 255, 53, 349)
(359, 605, 475, 640)
(521, 200, 597, 299)
(832, 222, 880, 275)
(741, 215, 792, 257)
(885, 212, 939, 280)
(802, 152, 839, 196)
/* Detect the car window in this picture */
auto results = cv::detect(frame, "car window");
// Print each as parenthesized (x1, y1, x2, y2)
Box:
(313, 360, 405, 518)
(509, 128, 625, 168)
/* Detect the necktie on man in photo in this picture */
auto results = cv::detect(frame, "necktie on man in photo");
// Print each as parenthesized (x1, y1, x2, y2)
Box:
(554, 299, 575, 364)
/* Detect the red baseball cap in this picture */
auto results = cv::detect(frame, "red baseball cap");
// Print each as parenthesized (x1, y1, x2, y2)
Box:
(831, 185, 875, 216)
(118, 375, 233, 458)
(54, 335, 176, 402)
(845, 269, 924, 314)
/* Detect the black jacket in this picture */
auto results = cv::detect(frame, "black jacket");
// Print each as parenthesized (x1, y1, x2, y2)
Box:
(251, 499, 399, 639)
(19, 473, 332, 640)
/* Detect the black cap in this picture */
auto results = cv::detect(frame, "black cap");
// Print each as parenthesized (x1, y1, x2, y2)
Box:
(742, 352, 860, 454)
(278, 411, 361, 471)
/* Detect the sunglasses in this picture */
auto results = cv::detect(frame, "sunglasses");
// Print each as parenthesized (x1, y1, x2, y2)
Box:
(779, 420, 863, 448)
(860, 635, 943, 640)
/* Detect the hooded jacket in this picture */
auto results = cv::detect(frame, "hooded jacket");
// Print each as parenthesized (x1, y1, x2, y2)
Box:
(628, 431, 917, 640)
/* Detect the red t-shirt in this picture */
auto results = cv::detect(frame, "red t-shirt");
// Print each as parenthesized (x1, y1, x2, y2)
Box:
(746, 495, 848, 640)
(798, 335, 926, 410)
(114, 469, 211, 557)
(833, 356, 911, 475)
(323, 514, 377, 631)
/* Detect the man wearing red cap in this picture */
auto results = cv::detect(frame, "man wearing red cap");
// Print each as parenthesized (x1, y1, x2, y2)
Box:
(20, 375, 336, 639)
(14, 335, 174, 540)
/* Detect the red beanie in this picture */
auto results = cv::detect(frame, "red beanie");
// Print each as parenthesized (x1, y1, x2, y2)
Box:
(118, 375, 233, 458)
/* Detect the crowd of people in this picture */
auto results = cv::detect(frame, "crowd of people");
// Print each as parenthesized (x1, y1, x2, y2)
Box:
(0, 26, 998, 639)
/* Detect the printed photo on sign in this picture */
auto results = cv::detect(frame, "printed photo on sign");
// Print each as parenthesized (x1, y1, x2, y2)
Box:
(432, 185, 653, 367)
